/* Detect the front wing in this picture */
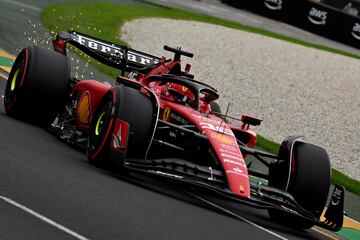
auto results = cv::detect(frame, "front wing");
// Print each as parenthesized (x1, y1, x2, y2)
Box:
(124, 158, 344, 232)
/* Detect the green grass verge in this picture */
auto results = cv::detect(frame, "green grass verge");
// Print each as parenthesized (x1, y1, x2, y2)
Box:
(332, 169, 360, 196)
(41, 1, 360, 195)
(255, 135, 280, 154)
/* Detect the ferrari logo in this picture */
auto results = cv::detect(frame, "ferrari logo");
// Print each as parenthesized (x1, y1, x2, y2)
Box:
(162, 107, 171, 121)
(182, 86, 187, 92)
(77, 91, 92, 126)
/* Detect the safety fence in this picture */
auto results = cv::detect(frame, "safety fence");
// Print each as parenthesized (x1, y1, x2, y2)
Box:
(222, 0, 360, 50)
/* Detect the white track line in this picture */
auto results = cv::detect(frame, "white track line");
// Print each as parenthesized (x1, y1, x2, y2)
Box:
(0, 196, 89, 240)
(0, 0, 41, 12)
(188, 192, 288, 240)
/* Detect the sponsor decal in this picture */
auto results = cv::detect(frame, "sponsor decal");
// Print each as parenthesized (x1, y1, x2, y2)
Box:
(223, 159, 247, 168)
(331, 187, 342, 206)
(200, 123, 234, 136)
(351, 23, 360, 40)
(127, 71, 138, 80)
(211, 133, 235, 145)
(226, 170, 249, 178)
(219, 148, 237, 155)
(73, 33, 159, 65)
(220, 144, 238, 151)
(147, 170, 184, 179)
(191, 113, 222, 125)
(264, 0, 282, 10)
(221, 153, 243, 161)
(169, 131, 177, 138)
(77, 91, 92, 126)
(162, 107, 171, 121)
(208, 167, 215, 181)
(170, 112, 188, 125)
(233, 167, 243, 173)
(308, 7, 327, 25)
(111, 120, 128, 152)
(112, 133, 121, 150)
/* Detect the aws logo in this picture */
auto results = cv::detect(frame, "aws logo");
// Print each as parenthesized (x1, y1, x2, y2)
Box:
(264, 0, 282, 10)
(351, 23, 360, 40)
(308, 7, 327, 25)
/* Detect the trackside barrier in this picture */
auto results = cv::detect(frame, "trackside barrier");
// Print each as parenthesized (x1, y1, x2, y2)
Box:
(222, 0, 360, 50)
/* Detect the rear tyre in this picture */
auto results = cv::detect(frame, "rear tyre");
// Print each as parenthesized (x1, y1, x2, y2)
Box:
(87, 85, 155, 171)
(4, 46, 70, 125)
(268, 139, 331, 229)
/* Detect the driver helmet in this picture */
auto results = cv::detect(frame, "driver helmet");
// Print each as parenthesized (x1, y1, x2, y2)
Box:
(163, 83, 195, 106)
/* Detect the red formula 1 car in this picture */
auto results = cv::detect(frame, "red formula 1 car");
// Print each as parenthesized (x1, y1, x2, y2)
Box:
(4, 30, 344, 231)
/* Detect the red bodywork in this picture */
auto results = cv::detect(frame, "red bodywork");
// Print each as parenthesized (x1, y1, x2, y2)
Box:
(73, 80, 110, 132)
(72, 56, 260, 199)
(48, 33, 345, 233)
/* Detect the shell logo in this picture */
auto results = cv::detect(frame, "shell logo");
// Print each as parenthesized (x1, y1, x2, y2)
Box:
(211, 133, 235, 145)
(77, 91, 92, 126)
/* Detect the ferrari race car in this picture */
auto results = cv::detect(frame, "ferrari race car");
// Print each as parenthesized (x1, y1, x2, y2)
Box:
(4, 30, 344, 231)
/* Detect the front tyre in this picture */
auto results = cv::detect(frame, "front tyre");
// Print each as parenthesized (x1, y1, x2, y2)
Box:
(87, 85, 155, 171)
(87, 91, 114, 166)
(268, 138, 331, 229)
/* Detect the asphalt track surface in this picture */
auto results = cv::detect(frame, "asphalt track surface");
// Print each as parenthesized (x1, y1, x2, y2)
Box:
(0, 0, 351, 239)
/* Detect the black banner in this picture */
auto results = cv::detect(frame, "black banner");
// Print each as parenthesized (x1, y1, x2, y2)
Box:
(222, 0, 360, 50)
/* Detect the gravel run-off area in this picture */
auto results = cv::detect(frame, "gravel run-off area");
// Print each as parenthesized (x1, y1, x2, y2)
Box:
(121, 19, 360, 181)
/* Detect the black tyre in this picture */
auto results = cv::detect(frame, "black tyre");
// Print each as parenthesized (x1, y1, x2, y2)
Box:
(268, 139, 331, 229)
(87, 84, 155, 170)
(4, 46, 70, 125)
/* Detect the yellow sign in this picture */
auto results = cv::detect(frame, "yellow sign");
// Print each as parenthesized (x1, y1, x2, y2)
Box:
(0, 49, 15, 75)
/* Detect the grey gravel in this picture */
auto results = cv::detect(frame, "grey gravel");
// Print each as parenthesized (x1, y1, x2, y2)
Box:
(121, 19, 360, 181)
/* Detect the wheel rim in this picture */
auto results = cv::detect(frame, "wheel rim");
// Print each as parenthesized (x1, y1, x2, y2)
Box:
(95, 112, 106, 136)
(4, 50, 25, 107)
(87, 94, 114, 160)
(10, 69, 20, 91)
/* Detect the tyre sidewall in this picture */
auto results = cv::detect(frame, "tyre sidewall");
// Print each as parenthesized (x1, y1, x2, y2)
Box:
(268, 140, 331, 229)
(4, 46, 70, 125)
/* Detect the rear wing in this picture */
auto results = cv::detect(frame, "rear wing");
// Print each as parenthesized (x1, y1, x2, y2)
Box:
(53, 30, 161, 71)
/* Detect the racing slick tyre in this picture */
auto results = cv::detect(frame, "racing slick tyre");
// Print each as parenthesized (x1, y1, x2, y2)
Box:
(268, 137, 331, 229)
(4, 46, 70, 125)
(87, 84, 155, 171)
